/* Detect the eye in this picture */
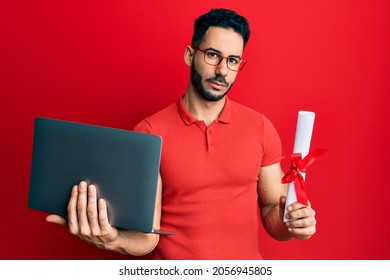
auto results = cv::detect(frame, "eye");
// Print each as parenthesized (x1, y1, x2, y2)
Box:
(228, 57, 240, 65)
(206, 51, 220, 60)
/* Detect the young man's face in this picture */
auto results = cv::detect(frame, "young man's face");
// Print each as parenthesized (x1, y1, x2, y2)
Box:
(190, 26, 244, 102)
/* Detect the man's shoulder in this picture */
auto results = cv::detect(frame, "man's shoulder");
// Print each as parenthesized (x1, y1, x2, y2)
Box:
(145, 101, 178, 122)
(133, 100, 178, 133)
(229, 99, 279, 132)
(230, 99, 265, 119)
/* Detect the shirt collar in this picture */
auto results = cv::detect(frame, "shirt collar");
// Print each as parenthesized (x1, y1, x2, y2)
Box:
(177, 95, 231, 125)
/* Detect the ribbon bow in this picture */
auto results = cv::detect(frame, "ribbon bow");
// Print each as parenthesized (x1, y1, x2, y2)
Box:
(281, 148, 327, 206)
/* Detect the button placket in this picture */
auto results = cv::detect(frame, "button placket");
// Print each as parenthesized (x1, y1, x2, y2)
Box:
(206, 127, 212, 151)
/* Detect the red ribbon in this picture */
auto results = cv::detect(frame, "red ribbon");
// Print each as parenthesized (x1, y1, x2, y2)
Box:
(281, 148, 327, 206)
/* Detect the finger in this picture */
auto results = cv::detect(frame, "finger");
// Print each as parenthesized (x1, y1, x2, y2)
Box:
(286, 216, 316, 229)
(77, 181, 91, 236)
(288, 225, 316, 240)
(67, 185, 80, 234)
(98, 199, 113, 235)
(287, 201, 308, 211)
(286, 207, 316, 221)
(87, 184, 101, 236)
(46, 214, 67, 226)
(286, 201, 315, 217)
(288, 200, 315, 213)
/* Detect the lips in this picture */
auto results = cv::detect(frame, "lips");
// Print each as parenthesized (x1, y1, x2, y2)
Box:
(209, 81, 226, 90)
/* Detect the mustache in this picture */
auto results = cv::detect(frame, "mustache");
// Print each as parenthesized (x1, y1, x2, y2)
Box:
(206, 75, 229, 87)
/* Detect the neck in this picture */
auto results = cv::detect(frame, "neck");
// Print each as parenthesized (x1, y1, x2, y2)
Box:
(183, 85, 226, 126)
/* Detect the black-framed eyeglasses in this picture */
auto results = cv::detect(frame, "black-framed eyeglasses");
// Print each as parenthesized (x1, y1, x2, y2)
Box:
(192, 46, 247, 72)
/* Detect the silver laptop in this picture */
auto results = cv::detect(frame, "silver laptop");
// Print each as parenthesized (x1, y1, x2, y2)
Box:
(28, 117, 173, 235)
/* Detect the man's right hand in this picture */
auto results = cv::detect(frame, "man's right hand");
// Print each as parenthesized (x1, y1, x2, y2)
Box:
(46, 181, 119, 250)
(46, 179, 161, 256)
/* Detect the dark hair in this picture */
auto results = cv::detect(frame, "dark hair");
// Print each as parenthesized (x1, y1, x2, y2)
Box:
(191, 8, 250, 48)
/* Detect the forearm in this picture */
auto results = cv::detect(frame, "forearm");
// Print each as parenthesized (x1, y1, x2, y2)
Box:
(262, 204, 292, 241)
(106, 230, 159, 256)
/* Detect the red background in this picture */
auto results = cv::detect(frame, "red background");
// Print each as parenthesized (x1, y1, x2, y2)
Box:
(1, 0, 389, 259)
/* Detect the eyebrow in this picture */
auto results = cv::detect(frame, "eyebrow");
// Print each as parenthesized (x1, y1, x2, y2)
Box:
(205, 47, 242, 59)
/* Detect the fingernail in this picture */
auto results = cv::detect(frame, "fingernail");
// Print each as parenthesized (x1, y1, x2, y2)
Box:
(288, 206, 293, 211)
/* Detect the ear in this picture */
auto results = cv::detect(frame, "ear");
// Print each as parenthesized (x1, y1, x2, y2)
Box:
(184, 45, 194, 67)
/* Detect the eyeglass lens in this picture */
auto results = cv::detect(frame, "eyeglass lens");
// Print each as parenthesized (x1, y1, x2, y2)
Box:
(203, 50, 243, 71)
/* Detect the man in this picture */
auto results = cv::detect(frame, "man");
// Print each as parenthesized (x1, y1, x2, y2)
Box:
(47, 8, 316, 259)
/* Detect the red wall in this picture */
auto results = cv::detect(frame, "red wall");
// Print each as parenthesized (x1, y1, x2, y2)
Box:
(1, 0, 389, 259)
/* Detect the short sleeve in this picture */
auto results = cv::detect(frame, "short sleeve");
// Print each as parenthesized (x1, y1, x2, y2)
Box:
(133, 119, 153, 134)
(261, 116, 283, 166)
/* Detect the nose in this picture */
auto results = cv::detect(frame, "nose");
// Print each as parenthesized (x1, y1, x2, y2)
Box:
(215, 57, 229, 76)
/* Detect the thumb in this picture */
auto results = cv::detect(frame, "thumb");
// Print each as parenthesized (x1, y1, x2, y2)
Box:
(279, 195, 286, 208)
(46, 214, 67, 226)
(279, 195, 286, 220)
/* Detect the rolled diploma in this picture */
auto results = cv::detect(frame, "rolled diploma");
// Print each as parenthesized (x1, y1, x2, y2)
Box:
(283, 111, 315, 222)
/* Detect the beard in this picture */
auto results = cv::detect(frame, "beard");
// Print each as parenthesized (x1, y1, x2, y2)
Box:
(190, 62, 234, 102)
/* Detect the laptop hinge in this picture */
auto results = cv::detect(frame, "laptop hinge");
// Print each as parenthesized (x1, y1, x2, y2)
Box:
(151, 229, 175, 235)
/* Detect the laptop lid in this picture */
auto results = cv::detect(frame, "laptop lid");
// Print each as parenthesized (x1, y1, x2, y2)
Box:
(28, 117, 169, 234)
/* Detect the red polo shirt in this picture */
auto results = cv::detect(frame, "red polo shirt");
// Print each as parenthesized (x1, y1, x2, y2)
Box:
(134, 96, 282, 259)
